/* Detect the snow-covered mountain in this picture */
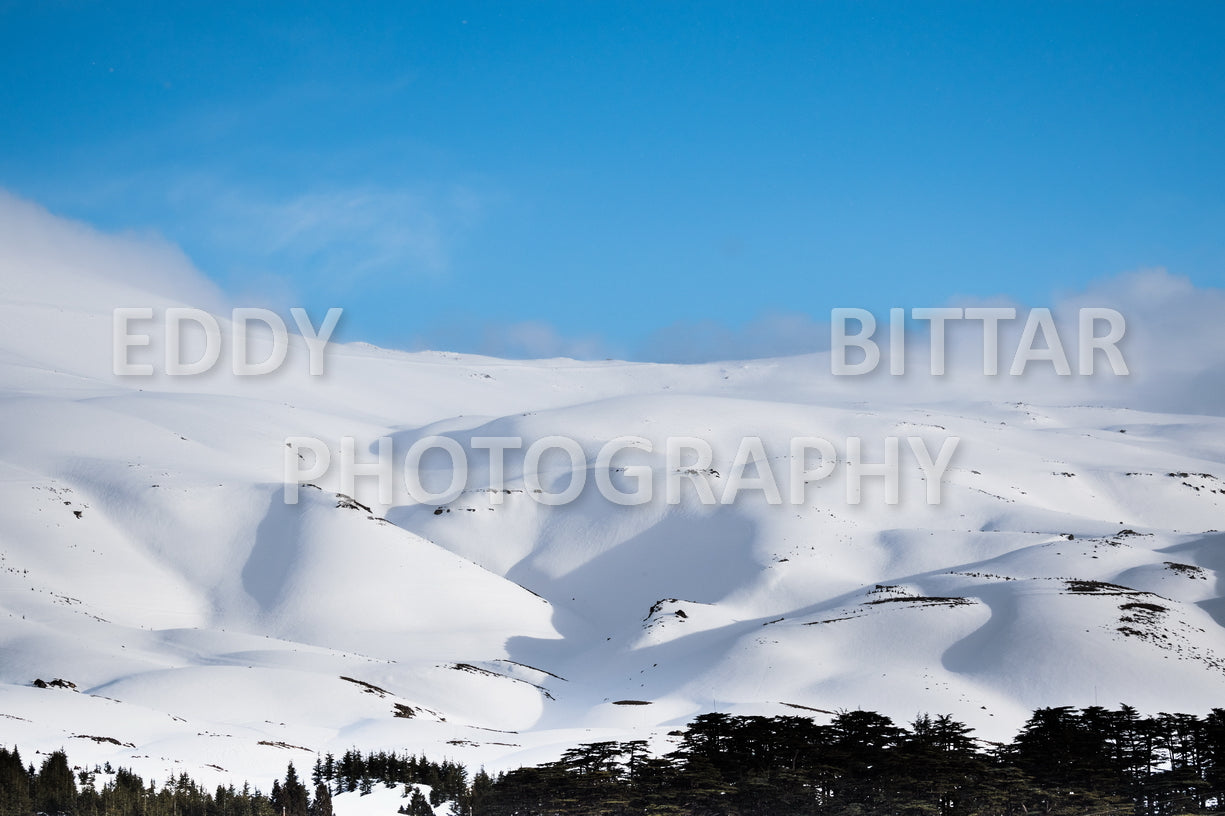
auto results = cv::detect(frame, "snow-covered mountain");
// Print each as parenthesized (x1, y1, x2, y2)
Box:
(1, 193, 1223, 790)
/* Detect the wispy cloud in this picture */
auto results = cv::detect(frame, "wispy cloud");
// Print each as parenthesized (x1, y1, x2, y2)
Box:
(164, 176, 484, 288)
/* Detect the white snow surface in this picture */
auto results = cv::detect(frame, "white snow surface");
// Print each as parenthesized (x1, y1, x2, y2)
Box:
(1, 195, 1223, 795)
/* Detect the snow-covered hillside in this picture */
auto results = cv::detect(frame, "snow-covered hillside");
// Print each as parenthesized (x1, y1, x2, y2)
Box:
(1, 194, 1223, 792)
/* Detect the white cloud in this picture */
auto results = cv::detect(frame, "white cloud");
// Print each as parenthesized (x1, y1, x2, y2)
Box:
(1059, 269, 1225, 415)
(0, 189, 227, 312)
(802, 269, 1225, 416)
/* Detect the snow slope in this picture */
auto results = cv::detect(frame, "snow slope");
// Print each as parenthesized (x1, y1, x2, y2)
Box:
(1, 195, 1223, 793)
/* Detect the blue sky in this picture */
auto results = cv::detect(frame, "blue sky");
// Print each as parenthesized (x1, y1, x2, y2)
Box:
(2, 1, 1223, 361)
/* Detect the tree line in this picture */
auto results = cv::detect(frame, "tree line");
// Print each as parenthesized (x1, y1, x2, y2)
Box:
(477, 706, 1225, 816)
(4, 704, 1225, 816)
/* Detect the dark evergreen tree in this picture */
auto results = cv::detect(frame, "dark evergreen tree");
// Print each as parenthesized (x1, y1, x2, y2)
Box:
(0, 746, 34, 816)
(401, 789, 432, 816)
(467, 769, 495, 816)
(35, 750, 76, 815)
(309, 783, 331, 816)
(269, 779, 282, 816)
(278, 764, 309, 816)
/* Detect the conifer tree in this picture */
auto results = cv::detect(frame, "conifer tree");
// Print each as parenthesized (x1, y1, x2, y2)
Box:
(35, 750, 76, 815)
(310, 783, 332, 816)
